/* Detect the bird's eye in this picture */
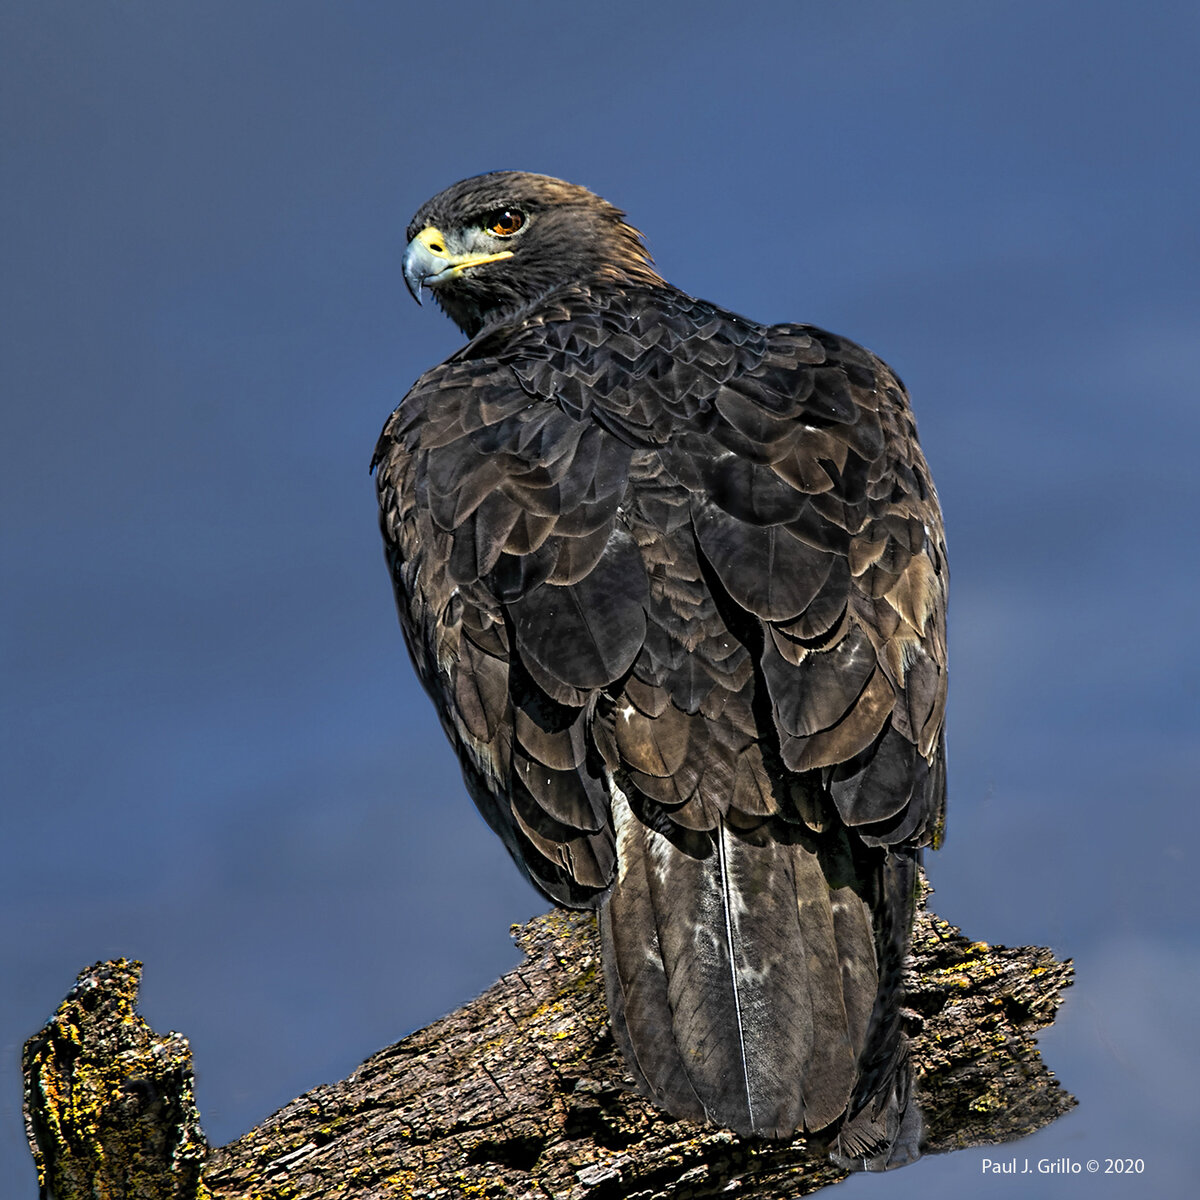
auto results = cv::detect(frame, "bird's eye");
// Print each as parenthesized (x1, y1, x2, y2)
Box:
(485, 209, 525, 237)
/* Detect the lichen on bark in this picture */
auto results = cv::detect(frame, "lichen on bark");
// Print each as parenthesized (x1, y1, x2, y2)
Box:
(23, 958, 208, 1200)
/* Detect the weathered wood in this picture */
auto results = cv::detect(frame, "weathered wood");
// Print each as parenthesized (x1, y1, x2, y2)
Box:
(22, 959, 207, 1200)
(25, 892, 1075, 1199)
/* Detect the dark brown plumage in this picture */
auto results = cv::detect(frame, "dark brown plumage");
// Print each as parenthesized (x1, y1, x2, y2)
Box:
(373, 171, 947, 1166)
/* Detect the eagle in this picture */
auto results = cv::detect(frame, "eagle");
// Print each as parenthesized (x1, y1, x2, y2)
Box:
(372, 172, 947, 1166)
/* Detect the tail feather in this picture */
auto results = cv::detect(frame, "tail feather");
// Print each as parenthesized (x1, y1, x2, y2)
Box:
(830, 851, 923, 1168)
(598, 789, 706, 1123)
(600, 785, 881, 1139)
(831, 1050, 922, 1170)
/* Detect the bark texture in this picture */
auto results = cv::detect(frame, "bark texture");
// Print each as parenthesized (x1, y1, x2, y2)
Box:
(24, 892, 1074, 1199)
(22, 959, 208, 1200)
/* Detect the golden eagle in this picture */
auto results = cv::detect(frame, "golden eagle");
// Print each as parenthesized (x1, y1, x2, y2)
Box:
(373, 172, 947, 1165)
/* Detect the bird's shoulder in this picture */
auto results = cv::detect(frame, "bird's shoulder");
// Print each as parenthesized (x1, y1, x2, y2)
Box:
(377, 282, 922, 459)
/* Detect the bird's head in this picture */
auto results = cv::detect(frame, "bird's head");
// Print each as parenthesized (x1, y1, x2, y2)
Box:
(402, 171, 664, 337)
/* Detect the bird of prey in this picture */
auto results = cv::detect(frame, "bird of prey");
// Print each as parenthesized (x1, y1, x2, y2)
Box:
(373, 172, 947, 1166)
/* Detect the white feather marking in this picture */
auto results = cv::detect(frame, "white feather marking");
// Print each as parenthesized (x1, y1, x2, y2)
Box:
(607, 772, 638, 887)
(717, 815, 754, 1129)
(900, 637, 926, 672)
(644, 811, 678, 878)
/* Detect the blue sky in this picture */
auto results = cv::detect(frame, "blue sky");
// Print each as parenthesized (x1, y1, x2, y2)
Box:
(3, 2, 1198, 1194)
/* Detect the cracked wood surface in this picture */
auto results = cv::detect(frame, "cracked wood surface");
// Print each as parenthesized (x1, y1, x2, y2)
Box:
(25, 892, 1075, 1199)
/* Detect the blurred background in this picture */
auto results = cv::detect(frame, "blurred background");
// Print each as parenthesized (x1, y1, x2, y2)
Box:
(3, 1, 1198, 1194)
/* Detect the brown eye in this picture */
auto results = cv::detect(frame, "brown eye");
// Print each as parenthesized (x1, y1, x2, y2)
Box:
(486, 208, 525, 237)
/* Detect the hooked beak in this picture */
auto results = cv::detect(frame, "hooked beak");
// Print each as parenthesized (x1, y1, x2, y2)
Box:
(402, 226, 514, 304)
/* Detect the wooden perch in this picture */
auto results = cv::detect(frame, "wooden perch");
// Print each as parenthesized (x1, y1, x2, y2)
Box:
(24, 890, 1074, 1199)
